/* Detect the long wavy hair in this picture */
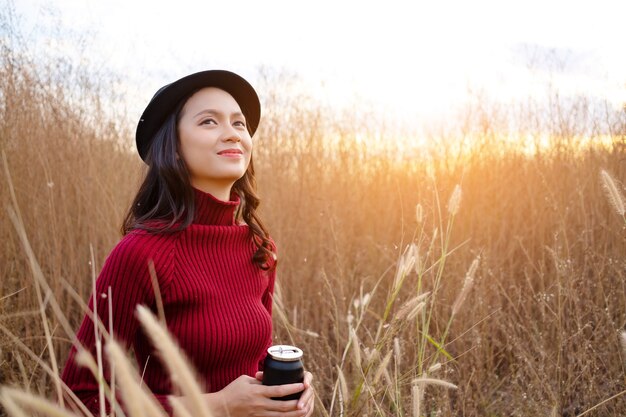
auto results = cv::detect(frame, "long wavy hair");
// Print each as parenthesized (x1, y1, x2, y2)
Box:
(122, 92, 276, 270)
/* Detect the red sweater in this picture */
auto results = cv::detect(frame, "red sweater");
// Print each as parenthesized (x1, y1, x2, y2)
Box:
(61, 189, 275, 414)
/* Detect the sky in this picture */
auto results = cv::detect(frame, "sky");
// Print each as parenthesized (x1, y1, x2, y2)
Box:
(9, 0, 626, 129)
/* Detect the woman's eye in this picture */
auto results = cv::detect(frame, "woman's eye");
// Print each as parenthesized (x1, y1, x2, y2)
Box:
(201, 119, 217, 125)
(234, 121, 246, 127)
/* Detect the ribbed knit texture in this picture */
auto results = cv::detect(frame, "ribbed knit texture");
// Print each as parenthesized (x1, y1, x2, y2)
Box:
(61, 189, 275, 414)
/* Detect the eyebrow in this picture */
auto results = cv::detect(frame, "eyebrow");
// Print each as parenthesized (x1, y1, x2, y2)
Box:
(193, 109, 245, 119)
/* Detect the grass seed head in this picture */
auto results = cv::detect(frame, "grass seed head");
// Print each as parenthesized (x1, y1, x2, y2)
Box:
(415, 203, 424, 224)
(336, 365, 349, 404)
(393, 337, 401, 367)
(0, 392, 29, 417)
(0, 387, 78, 417)
(447, 184, 462, 216)
(600, 169, 625, 216)
(373, 350, 393, 384)
(411, 382, 422, 417)
(452, 256, 480, 316)
(350, 328, 362, 370)
(135, 305, 213, 417)
(412, 377, 458, 390)
(394, 244, 417, 290)
(428, 363, 442, 374)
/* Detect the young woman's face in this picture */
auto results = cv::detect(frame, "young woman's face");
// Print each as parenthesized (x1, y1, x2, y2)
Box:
(177, 87, 252, 195)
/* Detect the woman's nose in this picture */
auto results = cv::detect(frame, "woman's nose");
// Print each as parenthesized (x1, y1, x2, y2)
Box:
(222, 125, 241, 142)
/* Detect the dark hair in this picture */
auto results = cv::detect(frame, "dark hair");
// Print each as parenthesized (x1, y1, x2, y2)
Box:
(122, 93, 276, 270)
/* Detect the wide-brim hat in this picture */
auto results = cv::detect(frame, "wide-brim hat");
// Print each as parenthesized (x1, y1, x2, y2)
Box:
(135, 69, 261, 162)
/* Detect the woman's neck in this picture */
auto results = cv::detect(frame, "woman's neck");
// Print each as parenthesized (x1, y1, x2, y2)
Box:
(192, 188, 240, 226)
(190, 179, 234, 202)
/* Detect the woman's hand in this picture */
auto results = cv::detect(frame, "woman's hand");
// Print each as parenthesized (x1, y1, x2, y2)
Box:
(255, 371, 315, 417)
(297, 371, 315, 417)
(206, 373, 310, 417)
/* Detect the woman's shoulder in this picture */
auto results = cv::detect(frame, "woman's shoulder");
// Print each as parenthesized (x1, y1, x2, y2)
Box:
(106, 228, 179, 268)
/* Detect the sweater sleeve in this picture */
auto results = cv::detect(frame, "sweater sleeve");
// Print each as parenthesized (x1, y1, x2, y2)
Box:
(61, 232, 174, 415)
(261, 268, 276, 317)
(258, 266, 277, 372)
(261, 239, 278, 317)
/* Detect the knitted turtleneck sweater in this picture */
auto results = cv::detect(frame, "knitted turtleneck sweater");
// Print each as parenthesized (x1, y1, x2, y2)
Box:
(61, 189, 276, 414)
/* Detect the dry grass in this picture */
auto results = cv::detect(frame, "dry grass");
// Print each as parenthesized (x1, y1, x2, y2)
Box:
(1, 5, 626, 417)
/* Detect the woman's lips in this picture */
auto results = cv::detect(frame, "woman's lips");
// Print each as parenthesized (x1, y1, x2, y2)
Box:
(217, 149, 243, 158)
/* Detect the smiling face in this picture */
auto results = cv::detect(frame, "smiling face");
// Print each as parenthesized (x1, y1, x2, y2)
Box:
(177, 87, 253, 200)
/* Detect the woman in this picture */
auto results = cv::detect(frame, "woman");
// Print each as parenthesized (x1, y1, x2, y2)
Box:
(61, 70, 315, 417)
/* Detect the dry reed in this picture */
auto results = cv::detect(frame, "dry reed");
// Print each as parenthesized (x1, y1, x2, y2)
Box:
(1, 387, 78, 417)
(600, 169, 625, 217)
(447, 184, 462, 216)
(105, 340, 168, 417)
(135, 306, 213, 417)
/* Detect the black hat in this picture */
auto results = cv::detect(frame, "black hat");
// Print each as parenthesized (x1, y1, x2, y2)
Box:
(135, 70, 261, 161)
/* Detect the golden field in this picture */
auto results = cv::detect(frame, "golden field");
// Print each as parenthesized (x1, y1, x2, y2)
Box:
(1, 10, 625, 417)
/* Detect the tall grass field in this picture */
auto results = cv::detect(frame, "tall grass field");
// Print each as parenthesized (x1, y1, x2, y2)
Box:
(1, 6, 625, 417)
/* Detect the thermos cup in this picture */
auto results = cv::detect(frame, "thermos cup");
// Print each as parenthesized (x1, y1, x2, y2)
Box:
(262, 345, 305, 400)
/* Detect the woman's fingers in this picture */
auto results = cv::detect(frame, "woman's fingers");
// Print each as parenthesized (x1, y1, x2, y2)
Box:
(303, 371, 313, 387)
(260, 382, 305, 399)
(249, 372, 313, 415)
(259, 398, 300, 412)
(298, 391, 313, 410)
(303, 394, 315, 417)
(297, 387, 313, 409)
(263, 409, 308, 417)
(297, 372, 314, 410)
(217, 374, 313, 416)
(278, 410, 309, 417)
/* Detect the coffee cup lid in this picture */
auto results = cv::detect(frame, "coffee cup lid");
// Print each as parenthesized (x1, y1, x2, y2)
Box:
(267, 345, 303, 361)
